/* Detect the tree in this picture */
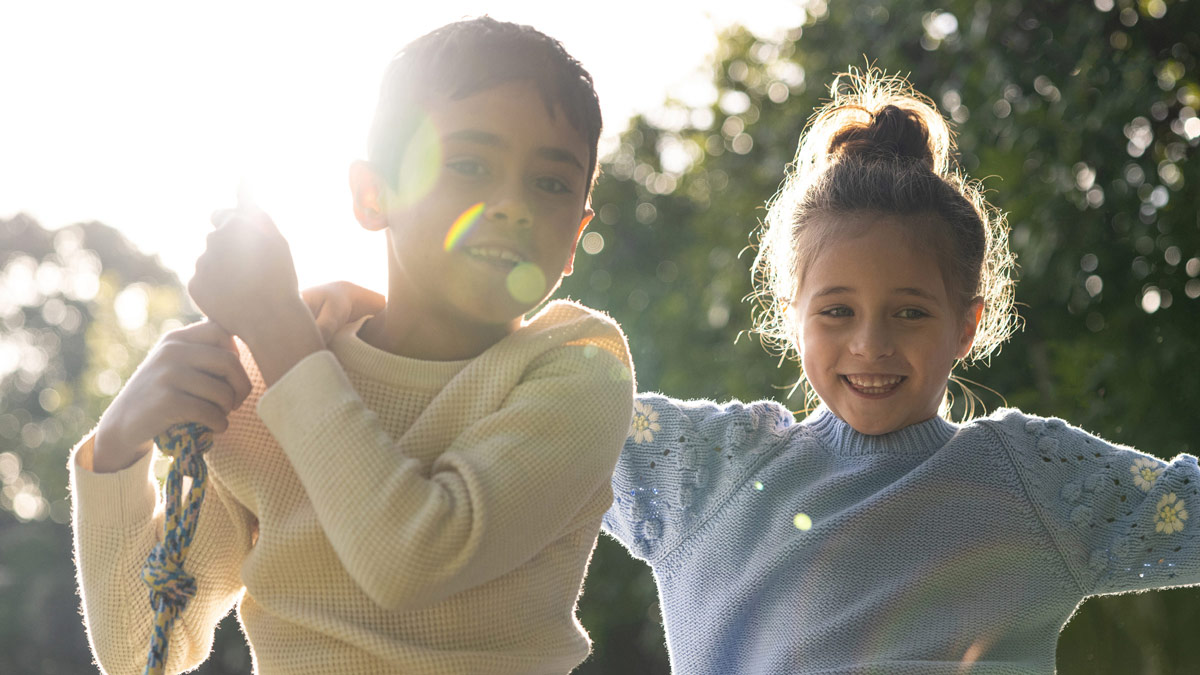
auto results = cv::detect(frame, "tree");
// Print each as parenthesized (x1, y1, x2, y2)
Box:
(0, 214, 250, 673)
(568, 1, 1199, 672)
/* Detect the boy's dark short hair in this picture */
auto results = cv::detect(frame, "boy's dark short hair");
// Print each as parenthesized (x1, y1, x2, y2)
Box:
(368, 16, 603, 190)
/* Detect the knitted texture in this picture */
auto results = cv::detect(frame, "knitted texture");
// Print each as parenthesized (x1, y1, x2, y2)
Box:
(141, 422, 211, 675)
(71, 300, 634, 675)
(604, 395, 1200, 675)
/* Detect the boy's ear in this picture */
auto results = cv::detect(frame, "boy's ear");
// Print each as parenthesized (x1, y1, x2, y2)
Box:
(349, 160, 389, 232)
(956, 297, 985, 360)
(560, 208, 594, 277)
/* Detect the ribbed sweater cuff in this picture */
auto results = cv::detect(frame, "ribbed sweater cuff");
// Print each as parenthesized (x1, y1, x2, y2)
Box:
(69, 435, 158, 527)
(257, 350, 360, 453)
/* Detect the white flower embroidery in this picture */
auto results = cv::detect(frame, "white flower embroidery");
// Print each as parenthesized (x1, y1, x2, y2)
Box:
(1131, 457, 1164, 492)
(629, 400, 661, 444)
(1155, 493, 1188, 534)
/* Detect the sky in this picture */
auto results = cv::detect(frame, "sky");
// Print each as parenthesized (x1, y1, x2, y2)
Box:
(1, 0, 806, 292)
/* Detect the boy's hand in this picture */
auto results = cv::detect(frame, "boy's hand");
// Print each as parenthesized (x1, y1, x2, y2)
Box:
(302, 281, 387, 343)
(92, 321, 251, 473)
(188, 205, 301, 344)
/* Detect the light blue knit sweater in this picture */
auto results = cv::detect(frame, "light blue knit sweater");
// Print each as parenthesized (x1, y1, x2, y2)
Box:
(603, 394, 1200, 674)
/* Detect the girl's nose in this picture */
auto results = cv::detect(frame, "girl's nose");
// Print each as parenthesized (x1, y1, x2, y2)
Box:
(849, 319, 895, 359)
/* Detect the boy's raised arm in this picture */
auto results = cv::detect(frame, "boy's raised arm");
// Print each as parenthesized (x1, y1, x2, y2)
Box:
(188, 206, 326, 385)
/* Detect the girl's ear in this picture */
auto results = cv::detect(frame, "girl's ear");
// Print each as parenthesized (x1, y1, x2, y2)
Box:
(349, 160, 389, 232)
(956, 297, 985, 360)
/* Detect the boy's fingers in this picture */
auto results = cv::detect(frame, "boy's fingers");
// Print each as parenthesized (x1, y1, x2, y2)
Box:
(186, 341, 252, 405)
(210, 208, 237, 230)
(171, 320, 237, 349)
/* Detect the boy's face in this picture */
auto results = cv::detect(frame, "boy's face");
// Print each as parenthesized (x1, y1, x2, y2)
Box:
(375, 80, 593, 329)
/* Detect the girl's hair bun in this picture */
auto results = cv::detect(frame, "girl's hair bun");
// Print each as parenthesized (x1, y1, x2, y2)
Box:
(828, 104, 936, 170)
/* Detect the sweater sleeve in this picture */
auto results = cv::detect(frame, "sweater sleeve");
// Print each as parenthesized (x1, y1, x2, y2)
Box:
(602, 394, 795, 564)
(987, 410, 1200, 596)
(69, 435, 254, 675)
(255, 343, 634, 611)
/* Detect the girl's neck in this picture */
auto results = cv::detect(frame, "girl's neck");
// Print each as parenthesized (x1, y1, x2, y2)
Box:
(806, 406, 958, 456)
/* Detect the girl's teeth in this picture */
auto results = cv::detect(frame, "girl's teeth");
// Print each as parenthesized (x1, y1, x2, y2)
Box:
(845, 375, 903, 391)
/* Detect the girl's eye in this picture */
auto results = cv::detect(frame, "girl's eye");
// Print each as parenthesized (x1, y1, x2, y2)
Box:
(897, 308, 929, 319)
(820, 306, 852, 318)
(535, 176, 572, 195)
(446, 158, 487, 177)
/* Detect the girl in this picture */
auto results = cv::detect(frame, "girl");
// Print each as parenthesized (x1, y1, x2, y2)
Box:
(603, 70, 1200, 674)
(309, 69, 1199, 674)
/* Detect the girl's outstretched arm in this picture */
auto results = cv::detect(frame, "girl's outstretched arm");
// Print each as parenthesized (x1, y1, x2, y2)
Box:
(984, 410, 1200, 595)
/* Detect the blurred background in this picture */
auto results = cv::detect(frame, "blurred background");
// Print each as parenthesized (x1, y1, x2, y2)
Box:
(2, 0, 1199, 673)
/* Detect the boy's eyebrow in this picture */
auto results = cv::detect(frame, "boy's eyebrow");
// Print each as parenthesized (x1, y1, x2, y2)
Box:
(444, 129, 585, 171)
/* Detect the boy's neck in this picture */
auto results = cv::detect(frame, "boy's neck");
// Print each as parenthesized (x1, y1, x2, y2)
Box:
(359, 300, 521, 361)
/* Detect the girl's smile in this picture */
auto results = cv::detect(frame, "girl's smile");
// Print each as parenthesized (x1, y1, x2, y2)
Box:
(794, 213, 981, 435)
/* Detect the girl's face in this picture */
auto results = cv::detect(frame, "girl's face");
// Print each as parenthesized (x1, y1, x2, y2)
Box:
(793, 214, 980, 435)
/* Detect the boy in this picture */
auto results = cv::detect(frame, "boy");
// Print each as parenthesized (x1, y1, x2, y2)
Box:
(70, 17, 634, 674)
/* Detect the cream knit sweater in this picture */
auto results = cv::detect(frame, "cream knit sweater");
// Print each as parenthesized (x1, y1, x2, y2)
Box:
(70, 300, 634, 674)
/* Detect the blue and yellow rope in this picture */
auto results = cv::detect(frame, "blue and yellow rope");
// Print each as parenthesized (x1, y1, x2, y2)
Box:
(141, 422, 211, 675)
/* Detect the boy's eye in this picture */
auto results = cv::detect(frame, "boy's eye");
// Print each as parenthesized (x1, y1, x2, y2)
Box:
(897, 308, 929, 319)
(535, 176, 572, 195)
(446, 158, 487, 177)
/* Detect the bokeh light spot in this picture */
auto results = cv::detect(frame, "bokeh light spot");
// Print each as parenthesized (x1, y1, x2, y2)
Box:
(506, 263, 546, 305)
(753, 481, 764, 491)
(394, 114, 441, 207)
(794, 513, 812, 530)
(581, 231, 605, 255)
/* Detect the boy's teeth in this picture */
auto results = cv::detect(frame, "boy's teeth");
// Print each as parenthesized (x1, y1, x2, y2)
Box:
(466, 247, 523, 264)
(845, 374, 903, 389)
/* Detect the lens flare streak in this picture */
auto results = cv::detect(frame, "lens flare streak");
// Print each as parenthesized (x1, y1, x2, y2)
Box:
(443, 202, 486, 251)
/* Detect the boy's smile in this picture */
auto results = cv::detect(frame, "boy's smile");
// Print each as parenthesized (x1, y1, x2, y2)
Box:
(353, 80, 594, 359)
(793, 214, 979, 435)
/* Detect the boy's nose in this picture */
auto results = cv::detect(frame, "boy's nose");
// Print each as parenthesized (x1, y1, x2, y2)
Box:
(485, 196, 532, 228)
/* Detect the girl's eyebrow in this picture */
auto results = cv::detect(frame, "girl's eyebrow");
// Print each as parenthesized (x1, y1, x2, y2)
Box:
(813, 286, 853, 298)
(812, 286, 940, 301)
(895, 287, 940, 301)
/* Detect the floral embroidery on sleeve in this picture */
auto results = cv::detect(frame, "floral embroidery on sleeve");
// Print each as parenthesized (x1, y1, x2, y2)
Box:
(1155, 493, 1188, 534)
(629, 400, 661, 444)
(1131, 457, 1164, 492)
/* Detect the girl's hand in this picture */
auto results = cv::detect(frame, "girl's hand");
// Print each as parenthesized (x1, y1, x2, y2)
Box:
(301, 281, 386, 343)
(92, 321, 252, 473)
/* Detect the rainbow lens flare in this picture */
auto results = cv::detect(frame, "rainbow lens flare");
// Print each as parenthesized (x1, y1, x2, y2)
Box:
(443, 202, 486, 251)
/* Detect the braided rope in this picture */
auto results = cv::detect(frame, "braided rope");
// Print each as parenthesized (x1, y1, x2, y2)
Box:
(141, 422, 211, 675)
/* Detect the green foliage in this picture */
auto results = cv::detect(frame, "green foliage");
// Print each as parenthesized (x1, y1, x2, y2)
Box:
(567, 1, 1200, 672)
(0, 215, 251, 673)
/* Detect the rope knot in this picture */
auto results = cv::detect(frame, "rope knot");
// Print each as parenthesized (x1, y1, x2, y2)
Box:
(141, 542, 197, 607)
